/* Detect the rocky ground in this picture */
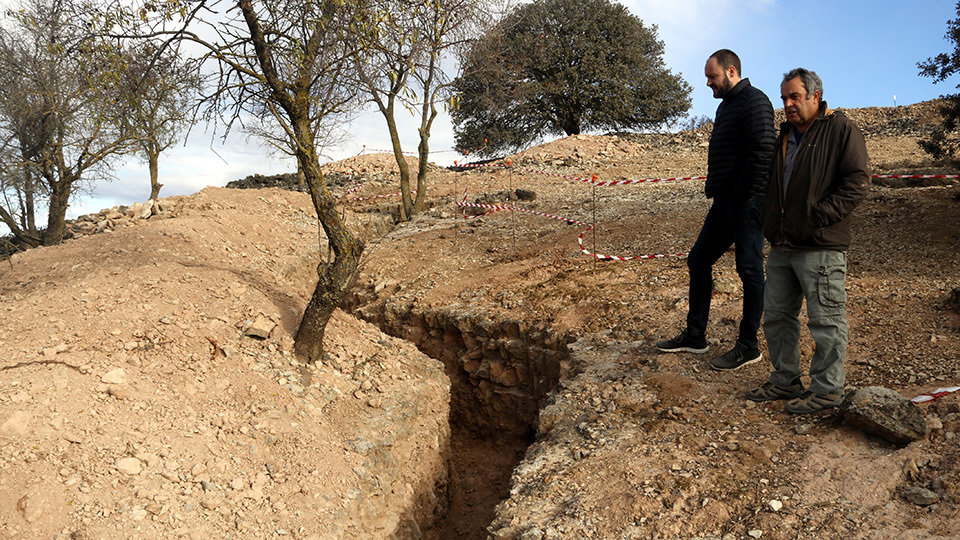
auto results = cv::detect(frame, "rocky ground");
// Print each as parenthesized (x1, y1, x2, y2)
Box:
(1, 99, 959, 539)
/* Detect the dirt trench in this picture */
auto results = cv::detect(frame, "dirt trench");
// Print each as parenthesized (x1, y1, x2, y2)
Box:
(344, 294, 574, 538)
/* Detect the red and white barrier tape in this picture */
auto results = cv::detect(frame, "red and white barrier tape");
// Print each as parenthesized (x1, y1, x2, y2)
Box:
(577, 224, 688, 260)
(334, 146, 421, 203)
(351, 190, 416, 202)
(911, 386, 960, 403)
(457, 190, 688, 260)
(344, 152, 960, 260)
(458, 199, 590, 226)
(454, 160, 706, 187)
(874, 174, 960, 179)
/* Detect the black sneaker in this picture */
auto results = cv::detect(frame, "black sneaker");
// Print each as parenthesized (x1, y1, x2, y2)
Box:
(710, 342, 762, 371)
(655, 329, 708, 354)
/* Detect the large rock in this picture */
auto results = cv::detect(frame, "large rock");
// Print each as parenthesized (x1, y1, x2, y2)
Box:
(842, 386, 929, 445)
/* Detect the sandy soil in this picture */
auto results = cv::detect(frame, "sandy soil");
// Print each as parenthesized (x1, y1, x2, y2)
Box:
(1, 98, 958, 539)
(343, 99, 960, 539)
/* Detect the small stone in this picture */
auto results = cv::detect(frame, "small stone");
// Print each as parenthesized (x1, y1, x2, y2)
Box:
(0, 411, 32, 436)
(903, 459, 920, 480)
(769, 499, 783, 512)
(748, 530, 763, 539)
(106, 386, 130, 400)
(116, 457, 142, 475)
(245, 315, 276, 339)
(161, 471, 179, 482)
(101, 368, 126, 385)
(926, 415, 943, 431)
(903, 486, 939, 506)
(520, 528, 545, 540)
(130, 508, 148, 521)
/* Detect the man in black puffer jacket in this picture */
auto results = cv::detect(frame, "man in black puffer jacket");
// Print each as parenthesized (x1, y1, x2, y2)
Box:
(657, 49, 776, 372)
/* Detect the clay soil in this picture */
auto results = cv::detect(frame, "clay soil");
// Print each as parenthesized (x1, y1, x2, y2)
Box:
(2, 99, 959, 539)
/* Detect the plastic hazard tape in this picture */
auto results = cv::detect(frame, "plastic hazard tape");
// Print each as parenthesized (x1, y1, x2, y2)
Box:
(458, 199, 590, 226)
(874, 174, 960, 179)
(577, 224, 689, 260)
(334, 146, 422, 204)
(342, 181, 365, 198)
(351, 190, 416, 203)
(457, 191, 688, 260)
(455, 159, 960, 185)
(365, 138, 488, 156)
(911, 386, 960, 403)
(454, 160, 706, 187)
(349, 150, 960, 261)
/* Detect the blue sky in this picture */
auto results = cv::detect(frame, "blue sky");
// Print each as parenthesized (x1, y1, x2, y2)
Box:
(652, 0, 960, 118)
(5, 0, 959, 218)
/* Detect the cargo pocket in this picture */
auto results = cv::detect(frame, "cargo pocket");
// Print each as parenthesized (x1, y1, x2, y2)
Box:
(817, 264, 846, 309)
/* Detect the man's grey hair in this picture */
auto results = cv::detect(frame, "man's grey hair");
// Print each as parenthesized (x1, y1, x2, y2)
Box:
(783, 68, 823, 99)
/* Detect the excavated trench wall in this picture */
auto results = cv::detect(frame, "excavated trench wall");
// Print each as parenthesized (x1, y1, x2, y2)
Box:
(346, 292, 574, 438)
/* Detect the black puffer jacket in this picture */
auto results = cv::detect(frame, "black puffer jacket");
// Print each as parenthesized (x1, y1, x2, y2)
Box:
(762, 103, 871, 251)
(705, 78, 776, 200)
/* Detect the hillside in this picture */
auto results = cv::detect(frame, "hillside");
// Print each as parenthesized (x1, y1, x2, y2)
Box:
(1, 99, 959, 539)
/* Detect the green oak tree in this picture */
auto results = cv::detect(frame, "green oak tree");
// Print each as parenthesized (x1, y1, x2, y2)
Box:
(451, 0, 691, 156)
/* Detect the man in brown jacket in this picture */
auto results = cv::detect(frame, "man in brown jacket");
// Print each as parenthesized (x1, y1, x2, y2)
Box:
(746, 68, 870, 414)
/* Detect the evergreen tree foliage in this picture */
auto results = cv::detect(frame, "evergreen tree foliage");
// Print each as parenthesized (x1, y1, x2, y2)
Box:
(451, 0, 691, 156)
(918, 1, 960, 161)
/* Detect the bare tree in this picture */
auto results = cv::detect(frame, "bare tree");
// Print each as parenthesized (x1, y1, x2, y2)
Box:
(127, 0, 367, 361)
(355, 0, 484, 218)
(120, 42, 204, 200)
(0, 0, 136, 247)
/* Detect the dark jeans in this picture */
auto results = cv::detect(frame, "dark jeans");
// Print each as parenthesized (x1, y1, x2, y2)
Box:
(685, 194, 765, 348)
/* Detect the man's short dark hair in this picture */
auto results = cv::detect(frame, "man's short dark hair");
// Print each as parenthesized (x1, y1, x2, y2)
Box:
(783, 68, 823, 100)
(709, 49, 741, 77)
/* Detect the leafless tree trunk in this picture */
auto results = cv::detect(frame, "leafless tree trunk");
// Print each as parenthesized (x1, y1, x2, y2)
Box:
(148, 143, 162, 200)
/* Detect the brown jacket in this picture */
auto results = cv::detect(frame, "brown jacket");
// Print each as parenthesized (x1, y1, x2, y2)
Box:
(762, 102, 870, 250)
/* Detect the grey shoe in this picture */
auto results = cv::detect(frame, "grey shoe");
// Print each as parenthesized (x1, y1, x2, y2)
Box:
(710, 342, 761, 371)
(655, 329, 708, 354)
(785, 391, 844, 414)
(746, 381, 805, 402)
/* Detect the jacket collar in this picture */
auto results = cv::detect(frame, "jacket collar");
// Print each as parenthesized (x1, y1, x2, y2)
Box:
(723, 78, 751, 101)
(817, 100, 833, 119)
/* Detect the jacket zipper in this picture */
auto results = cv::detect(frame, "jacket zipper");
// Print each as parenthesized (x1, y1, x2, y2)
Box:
(778, 120, 820, 243)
